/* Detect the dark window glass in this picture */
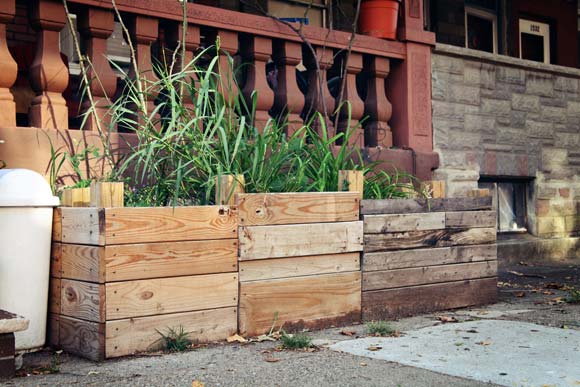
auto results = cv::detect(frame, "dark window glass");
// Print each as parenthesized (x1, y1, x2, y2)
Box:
(467, 14, 494, 53)
(521, 33, 545, 62)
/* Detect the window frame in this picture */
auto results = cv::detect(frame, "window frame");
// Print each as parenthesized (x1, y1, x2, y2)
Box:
(518, 18, 551, 64)
(464, 5, 498, 54)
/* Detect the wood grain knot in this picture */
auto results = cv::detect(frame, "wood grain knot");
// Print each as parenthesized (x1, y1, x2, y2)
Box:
(65, 288, 77, 302)
(140, 291, 154, 300)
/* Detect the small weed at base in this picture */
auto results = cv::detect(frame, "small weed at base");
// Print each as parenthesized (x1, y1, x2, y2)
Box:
(156, 326, 193, 352)
(366, 321, 399, 337)
(566, 288, 580, 304)
(280, 332, 312, 349)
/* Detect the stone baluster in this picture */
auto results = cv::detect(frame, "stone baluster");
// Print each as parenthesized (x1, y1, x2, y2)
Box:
(29, 0, 69, 129)
(303, 46, 334, 136)
(128, 15, 158, 125)
(240, 34, 273, 131)
(363, 56, 392, 148)
(78, 7, 117, 131)
(271, 40, 304, 136)
(0, 1, 17, 127)
(335, 52, 364, 147)
(206, 29, 239, 107)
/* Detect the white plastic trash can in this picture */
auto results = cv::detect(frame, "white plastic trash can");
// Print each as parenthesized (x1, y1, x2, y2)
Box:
(0, 169, 59, 351)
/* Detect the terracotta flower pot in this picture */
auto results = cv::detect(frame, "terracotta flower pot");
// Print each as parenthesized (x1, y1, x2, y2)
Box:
(358, 0, 400, 40)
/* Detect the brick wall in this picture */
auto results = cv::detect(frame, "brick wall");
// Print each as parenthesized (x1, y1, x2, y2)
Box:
(432, 44, 580, 238)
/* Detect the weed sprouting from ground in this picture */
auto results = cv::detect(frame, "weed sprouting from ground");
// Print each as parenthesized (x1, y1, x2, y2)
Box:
(156, 326, 192, 352)
(566, 288, 580, 304)
(280, 332, 312, 349)
(366, 321, 398, 337)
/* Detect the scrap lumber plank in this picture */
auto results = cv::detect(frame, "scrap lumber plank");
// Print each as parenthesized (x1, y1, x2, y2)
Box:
(58, 315, 105, 361)
(364, 227, 496, 252)
(106, 273, 238, 320)
(50, 242, 62, 278)
(61, 244, 105, 283)
(239, 221, 363, 260)
(362, 278, 497, 321)
(236, 192, 359, 226)
(363, 244, 497, 271)
(106, 307, 237, 358)
(90, 182, 124, 208)
(239, 252, 360, 282)
(338, 170, 364, 199)
(61, 188, 91, 207)
(47, 314, 60, 348)
(60, 279, 105, 323)
(104, 206, 238, 244)
(61, 208, 104, 245)
(49, 278, 62, 315)
(105, 239, 238, 282)
(52, 208, 62, 242)
(363, 212, 445, 233)
(445, 210, 496, 228)
(239, 272, 361, 337)
(362, 261, 498, 291)
(216, 175, 245, 206)
(360, 197, 492, 215)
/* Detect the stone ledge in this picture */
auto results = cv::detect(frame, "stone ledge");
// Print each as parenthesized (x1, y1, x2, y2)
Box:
(434, 44, 580, 79)
(0, 311, 29, 335)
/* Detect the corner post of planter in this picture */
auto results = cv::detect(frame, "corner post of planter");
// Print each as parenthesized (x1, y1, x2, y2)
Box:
(216, 174, 245, 206)
(90, 181, 124, 207)
(386, 0, 435, 152)
(338, 170, 364, 199)
(61, 188, 91, 207)
(422, 180, 446, 198)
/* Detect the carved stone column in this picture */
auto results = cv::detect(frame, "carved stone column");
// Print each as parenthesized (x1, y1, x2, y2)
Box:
(271, 40, 304, 136)
(335, 52, 364, 147)
(240, 35, 273, 131)
(78, 7, 116, 131)
(0, 0, 17, 127)
(303, 46, 334, 136)
(29, 0, 69, 129)
(363, 56, 392, 148)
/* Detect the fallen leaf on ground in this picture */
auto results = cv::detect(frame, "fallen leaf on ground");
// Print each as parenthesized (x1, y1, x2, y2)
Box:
(508, 270, 546, 279)
(339, 329, 357, 336)
(255, 334, 277, 342)
(476, 341, 492, 346)
(546, 283, 566, 289)
(265, 357, 281, 363)
(192, 381, 205, 387)
(226, 334, 247, 343)
(518, 261, 529, 266)
(543, 291, 555, 295)
(466, 329, 479, 333)
(367, 345, 382, 351)
(360, 362, 367, 366)
(514, 291, 526, 298)
(437, 315, 459, 323)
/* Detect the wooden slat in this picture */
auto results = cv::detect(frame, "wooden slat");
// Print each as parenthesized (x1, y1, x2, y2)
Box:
(59, 315, 105, 361)
(239, 253, 360, 282)
(61, 244, 105, 283)
(239, 221, 363, 260)
(236, 192, 360, 226)
(49, 278, 62, 314)
(363, 244, 497, 271)
(360, 197, 493, 215)
(50, 242, 62, 278)
(105, 239, 238, 282)
(239, 272, 361, 337)
(52, 208, 62, 242)
(364, 227, 496, 252)
(47, 314, 60, 348)
(104, 206, 238, 244)
(106, 273, 238, 320)
(90, 181, 124, 208)
(445, 210, 496, 228)
(61, 208, 104, 245)
(362, 261, 497, 291)
(216, 174, 245, 206)
(362, 278, 497, 321)
(363, 212, 445, 233)
(60, 279, 105, 323)
(338, 170, 364, 199)
(105, 307, 237, 358)
(62, 188, 91, 207)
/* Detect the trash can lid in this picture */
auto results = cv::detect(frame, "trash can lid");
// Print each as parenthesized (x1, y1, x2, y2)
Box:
(0, 169, 60, 207)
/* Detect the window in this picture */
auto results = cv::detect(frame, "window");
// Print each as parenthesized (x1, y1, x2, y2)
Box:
(480, 181, 529, 233)
(268, 0, 327, 27)
(465, 6, 498, 54)
(519, 19, 550, 64)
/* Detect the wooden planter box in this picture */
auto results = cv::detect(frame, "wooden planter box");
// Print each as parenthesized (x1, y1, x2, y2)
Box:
(360, 197, 498, 320)
(49, 206, 239, 360)
(236, 192, 363, 336)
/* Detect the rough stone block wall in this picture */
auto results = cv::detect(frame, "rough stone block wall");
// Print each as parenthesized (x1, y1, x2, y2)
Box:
(432, 44, 580, 238)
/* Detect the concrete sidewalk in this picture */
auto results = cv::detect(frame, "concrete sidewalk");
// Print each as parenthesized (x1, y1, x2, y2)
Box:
(3, 261, 579, 387)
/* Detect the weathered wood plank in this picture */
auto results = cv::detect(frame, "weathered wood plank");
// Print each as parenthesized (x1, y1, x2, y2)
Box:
(52, 208, 62, 242)
(363, 244, 497, 271)
(61, 208, 104, 245)
(59, 315, 105, 361)
(239, 253, 360, 282)
(445, 210, 497, 228)
(237, 192, 359, 226)
(106, 273, 238, 320)
(47, 314, 60, 348)
(105, 206, 238, 244)
(363, 212, 445, 233)
(105, 307, 237, 358)
(50, 243, 62, 278)
(61, 244, 105, 283)
(49, 278, 61, 315)
(360, 197, 493, 215)
(362, 278, 497, 321)
(60, 279, 105, 323)
(62, 187, 91, 207)
(216, 174, 245, 206)
(239, 221, 363, 260)
(362, 261, 498, 291)
(90, 181, 124, 208)
(364, 227, 497, 252)
(105, 239, 238, 282)
(239, 272, 361, 337)
(338, 170, 364, 199)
